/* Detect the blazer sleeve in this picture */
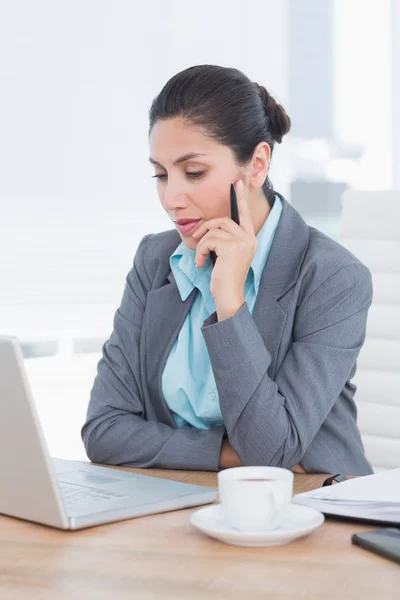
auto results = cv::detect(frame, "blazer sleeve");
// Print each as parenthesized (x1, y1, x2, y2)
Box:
(81, 234, 225, 471)
(200, 263, 373, 469)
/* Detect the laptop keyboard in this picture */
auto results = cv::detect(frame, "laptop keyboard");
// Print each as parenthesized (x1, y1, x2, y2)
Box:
(59, 482, 129, 507)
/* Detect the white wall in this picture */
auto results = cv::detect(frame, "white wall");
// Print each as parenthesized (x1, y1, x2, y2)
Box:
(333, 0, 392, 190)
(393, 0, 400, 189)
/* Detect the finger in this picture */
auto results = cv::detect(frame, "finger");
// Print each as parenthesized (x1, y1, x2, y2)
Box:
(192, 217, 243, 240)
(235, 179, 255, 235)
(195, 230, 231, 267)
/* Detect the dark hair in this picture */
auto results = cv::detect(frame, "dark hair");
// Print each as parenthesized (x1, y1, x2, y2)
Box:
(148, 64, 291, 202)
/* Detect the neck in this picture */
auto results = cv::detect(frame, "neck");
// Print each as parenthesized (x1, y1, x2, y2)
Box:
(251, 192, 272, 235)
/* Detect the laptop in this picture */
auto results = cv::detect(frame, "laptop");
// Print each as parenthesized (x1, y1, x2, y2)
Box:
(0, 336, 217, 529)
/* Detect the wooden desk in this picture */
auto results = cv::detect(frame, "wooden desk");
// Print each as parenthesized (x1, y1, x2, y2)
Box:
(0, 468, 399, 599)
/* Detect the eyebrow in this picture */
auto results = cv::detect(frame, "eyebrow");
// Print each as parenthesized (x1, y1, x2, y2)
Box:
(148, 152, 207, 167)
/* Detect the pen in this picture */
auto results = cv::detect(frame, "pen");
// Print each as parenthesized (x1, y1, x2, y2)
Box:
(211, 183, 240, 265)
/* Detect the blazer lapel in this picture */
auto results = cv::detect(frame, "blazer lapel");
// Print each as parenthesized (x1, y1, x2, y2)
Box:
(251, 194, 309, 378)
(144, 271, 198, 425)
(252, 290, 287, 379)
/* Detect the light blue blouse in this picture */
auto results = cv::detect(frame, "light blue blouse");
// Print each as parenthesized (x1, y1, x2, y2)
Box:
(161, 195, 283, 429)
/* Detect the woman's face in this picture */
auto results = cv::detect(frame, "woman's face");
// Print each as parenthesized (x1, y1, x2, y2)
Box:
(149, 117, 245, 250)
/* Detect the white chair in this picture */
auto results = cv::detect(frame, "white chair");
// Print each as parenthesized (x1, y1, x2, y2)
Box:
(338, 190, 400, 472)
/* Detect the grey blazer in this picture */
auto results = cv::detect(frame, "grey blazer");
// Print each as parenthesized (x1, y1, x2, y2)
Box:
(81, 194, 374, 475)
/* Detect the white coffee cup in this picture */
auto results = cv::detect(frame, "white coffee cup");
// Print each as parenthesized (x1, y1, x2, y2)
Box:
(217, 466, 294, 532)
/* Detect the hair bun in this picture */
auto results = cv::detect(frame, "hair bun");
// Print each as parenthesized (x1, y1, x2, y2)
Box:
(256, 84, 291, 143)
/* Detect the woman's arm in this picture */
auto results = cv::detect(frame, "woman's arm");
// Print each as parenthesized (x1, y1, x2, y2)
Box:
(218, 439, 306, 472)
(202, 263, 373, 470)
(81, 235, 225, 471)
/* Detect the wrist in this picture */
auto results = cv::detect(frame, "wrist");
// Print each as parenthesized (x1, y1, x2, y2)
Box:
(218, 439, 243, 469)
(216, 297, 245, 322)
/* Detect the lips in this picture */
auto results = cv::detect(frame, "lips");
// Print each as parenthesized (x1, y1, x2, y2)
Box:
(174, 219, 201, 234)
(174, 219, 200, 225)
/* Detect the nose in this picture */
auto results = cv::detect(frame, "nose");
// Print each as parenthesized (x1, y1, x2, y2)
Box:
(162, 181, 189, 214)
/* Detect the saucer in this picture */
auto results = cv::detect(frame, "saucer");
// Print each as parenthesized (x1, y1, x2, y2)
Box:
(190, 503, 324, 547)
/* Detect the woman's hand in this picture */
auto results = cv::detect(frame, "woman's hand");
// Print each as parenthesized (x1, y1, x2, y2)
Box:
(218, 439, 243, 469)
(192, 180, 258, 320)
(291, 463, 306, 473)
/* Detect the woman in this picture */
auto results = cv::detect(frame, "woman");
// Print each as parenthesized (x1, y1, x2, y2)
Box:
(81, 65, 373, 475)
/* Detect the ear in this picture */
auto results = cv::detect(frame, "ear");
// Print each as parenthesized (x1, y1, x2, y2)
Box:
(248, 142, 271, 189)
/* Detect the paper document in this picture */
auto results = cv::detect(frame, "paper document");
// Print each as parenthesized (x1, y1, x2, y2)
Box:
(293, 469, 400, 523)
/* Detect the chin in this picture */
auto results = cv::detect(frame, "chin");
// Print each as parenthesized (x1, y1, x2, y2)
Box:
(182, 238, 197, 250)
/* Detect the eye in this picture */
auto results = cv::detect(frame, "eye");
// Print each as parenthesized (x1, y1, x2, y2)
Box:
(151, 171, 205, 180)
(186, 171, 204, 178)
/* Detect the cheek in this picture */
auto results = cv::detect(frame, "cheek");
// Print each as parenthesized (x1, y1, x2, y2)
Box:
(199, 179, 230, 217)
